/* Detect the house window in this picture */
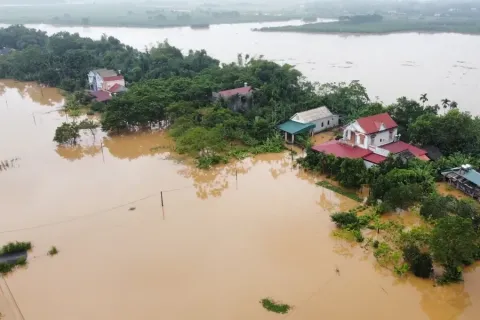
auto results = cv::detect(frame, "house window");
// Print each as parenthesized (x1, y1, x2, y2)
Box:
(327, 120, 330, 125)
(321, 122, 324, 127)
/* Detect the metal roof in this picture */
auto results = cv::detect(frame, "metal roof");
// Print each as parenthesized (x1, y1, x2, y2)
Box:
(441, 166, 480, 186)
(463, 169, 480, 186)
(93, 69, 118, 78)
(291, 106, 333, 123)
(278, 120, 315, 135)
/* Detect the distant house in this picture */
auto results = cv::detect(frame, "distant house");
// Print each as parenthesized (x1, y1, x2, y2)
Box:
(442, 165, 480, 200)
(108, 83, 128, 94)
(290, 106, 338, 134)
(90, 90, 112, 103)
(213, 83, 253, 112)
(312, 113, 428, 167)
(87, 69, 125, 92)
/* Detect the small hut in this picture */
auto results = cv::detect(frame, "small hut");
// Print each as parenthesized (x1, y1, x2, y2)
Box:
(442, 164, 480, 200)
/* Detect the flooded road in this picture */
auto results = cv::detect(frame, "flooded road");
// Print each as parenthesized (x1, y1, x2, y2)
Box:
(0, 80, 479, 319)
(2, 21, 479, 114)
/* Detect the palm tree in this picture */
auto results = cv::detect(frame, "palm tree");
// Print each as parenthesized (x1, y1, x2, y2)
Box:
(441, 98, 451, 113)
(420, 93, 428, 106)
(450, 100, 458, 109)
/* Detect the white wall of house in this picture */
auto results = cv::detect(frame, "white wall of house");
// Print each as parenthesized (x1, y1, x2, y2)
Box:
(369, 128, 397, 147)
(364, 160, 376, 169)
(103, 79, 126, 91)
(310, 115, 339, 133)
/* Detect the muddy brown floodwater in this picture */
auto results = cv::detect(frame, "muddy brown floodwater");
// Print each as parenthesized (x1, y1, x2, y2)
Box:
(0, 80, 479, 320)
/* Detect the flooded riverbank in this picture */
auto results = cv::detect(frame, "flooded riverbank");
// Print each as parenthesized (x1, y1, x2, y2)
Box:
(2, 22, 479, 114)
(0, 80, 479, 319)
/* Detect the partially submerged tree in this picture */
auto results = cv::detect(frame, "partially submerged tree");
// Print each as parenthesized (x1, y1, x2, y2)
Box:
(430, 216, 477, 283)
(53, 122, 80, 145)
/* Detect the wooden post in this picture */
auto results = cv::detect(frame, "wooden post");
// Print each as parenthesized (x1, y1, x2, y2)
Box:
(100, 141, 105, 163)
(235, 169, 238, 190)
(32, 113, 36, 126)
(161, 191, 164, 207)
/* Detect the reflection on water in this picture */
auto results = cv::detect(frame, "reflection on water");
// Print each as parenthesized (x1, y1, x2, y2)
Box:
(0, 82, 479, 320)
(0, 79, 64, 106)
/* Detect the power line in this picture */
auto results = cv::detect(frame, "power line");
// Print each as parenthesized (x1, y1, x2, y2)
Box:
(0, 183, 213, 235)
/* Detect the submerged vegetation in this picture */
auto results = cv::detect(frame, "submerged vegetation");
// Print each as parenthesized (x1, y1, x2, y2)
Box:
(0, 241, 32, 255)
(0, 241, 32, 275)
(260, 298, 292, 314)
(48, 246, 59, 256)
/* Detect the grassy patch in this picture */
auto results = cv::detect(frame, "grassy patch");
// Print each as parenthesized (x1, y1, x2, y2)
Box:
(317, 181, 362, 202)
(0, 257, 28, 275)
(48, 246, 59, 256)
(260, 298, 291, 314)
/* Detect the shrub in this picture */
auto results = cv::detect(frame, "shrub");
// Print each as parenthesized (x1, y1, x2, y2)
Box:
(48, 246, 59, 256)
(352, 229, 364, 242)
(260, 298, 291, 314)
(196, 154, 228, 169)
(86, 110, 94, 116)
(403, 245, 433, 279)
(330, 212, 359, 229)
(0, 241, 32, 255)
(373, 240, 380, 248)
(91, 101, 106, 113)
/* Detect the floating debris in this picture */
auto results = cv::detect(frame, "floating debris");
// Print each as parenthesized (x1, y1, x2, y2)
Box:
(128, 207, 136, 211)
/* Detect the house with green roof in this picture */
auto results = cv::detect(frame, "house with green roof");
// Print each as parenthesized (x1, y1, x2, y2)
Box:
(442, 164, 480, 200)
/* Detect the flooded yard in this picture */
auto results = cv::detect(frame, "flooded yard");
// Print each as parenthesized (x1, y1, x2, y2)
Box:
(0, 80, 479, 319)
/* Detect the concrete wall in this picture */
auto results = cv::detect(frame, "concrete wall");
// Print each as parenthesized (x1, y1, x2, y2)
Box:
(311, 115, 339, 133)
(369, 128, 397, 147)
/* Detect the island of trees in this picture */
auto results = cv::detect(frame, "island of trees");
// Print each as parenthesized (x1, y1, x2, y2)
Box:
(1, 24, 480, 284)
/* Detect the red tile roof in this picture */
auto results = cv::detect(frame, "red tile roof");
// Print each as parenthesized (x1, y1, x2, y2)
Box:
(382, 141, 427, 156)
(312, 141, 372, 159)
(109, 83, 126, 93)
(217, 86, 252, 98)
(103, 75, 124, 81)
(90, 90, 111, 102)
(356, 113, 397, 134)
(363, 153, 387, 164)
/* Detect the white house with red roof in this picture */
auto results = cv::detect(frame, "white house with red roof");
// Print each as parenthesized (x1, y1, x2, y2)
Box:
(88, 69, 125, 92)
(312, 113, 428, 168)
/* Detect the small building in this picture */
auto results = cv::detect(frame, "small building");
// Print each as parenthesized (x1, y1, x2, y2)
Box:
(278, 120, 315, 144)
(90, 90, 112, 103)
(88, 69, 125, 92)
(442, 165, 480, 200)
(312, 113, 428, 167)
(212, 83, 253, 112)
(108, 83, 128, 94)
(290, 106, 338, 134)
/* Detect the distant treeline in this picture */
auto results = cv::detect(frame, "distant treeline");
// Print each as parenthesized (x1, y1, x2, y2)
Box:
(0, 4, 301, 28)
(258, 17, 480, 35)
(339, 14, 383, 24)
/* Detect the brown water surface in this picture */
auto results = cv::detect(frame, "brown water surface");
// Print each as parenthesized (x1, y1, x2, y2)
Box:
(0, 81, 479, 319)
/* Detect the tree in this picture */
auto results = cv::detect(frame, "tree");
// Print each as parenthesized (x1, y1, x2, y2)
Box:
(430, 216, 477, 282)
(449, 100, 458, 109)
(419, 93, 428, 106)
(441, 98, 451, 113)
(53, 122, 80, 145)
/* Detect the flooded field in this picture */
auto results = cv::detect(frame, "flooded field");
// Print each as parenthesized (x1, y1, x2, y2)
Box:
(0, 80, 479, 319)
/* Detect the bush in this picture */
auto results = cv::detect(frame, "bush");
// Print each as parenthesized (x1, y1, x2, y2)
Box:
(48, 246, 59, 256)
(196, 154, 228, 169)
(86, 110, 95, 116)
(352, 229, 364, 242)
(330, 212, 359, 229)
(91, 101, 106, 113)
(0, 241, 32, 255)
(260, 298, 291, 314)
(403, 245, 433, 278)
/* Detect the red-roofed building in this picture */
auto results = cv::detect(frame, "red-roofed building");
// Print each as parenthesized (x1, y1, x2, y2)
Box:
(88, 69, 126, 92)
(312, 141, 372, 159)
(312, 113, 428, 168)
(213, 83, 253, 112)
(90, 90, 112, 102)
(108, 83, 128, 94)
